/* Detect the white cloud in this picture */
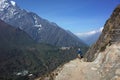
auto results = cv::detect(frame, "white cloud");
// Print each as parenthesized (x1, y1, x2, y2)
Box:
(100, 27, 103, 32)
(75, 27, 103, 37)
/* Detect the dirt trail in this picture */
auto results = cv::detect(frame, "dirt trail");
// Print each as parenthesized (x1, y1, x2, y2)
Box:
(35, 44, 120, 80)
(54, 59, 101, 80)
(54, 44, 120, 80)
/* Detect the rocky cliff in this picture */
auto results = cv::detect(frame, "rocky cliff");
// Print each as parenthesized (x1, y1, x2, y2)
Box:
(85, 5, 120, 61)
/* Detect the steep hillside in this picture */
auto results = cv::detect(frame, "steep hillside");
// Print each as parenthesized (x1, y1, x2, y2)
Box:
(0, 20, 34, 47)
(85, 5, 120, 61)
(0, 20, 87, 80)
(0, 0, 87, 47)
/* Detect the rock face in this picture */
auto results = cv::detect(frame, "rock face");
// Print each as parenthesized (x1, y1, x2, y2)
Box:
(0, 0, 86, 47)
(85, 5, 120, 61)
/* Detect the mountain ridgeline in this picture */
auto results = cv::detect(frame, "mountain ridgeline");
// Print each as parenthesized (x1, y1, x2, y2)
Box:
(85, 5, 120, 61)
(0, 0, 87, 47)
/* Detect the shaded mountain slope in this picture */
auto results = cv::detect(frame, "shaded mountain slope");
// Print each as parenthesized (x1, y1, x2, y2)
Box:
(0, 20, 34, 47)
(0, 20, 87, 80)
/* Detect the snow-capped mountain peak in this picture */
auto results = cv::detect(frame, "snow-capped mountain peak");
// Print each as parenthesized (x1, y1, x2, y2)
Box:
(10, 0, 16, 6)
(0, 0, 7, 3)
(0, 0, 19, 20)
(0, 0, 9, 11)
(0, 0, 16, 10)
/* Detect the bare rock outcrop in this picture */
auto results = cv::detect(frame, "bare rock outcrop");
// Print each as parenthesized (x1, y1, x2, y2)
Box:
(51, 43, 120, 80)
(85, 5, 120, 61)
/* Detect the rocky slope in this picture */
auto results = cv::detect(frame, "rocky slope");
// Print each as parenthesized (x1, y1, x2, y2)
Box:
(52, 43, 120, 80)
(85, 5, 120, 61)
(0, 0, 86, 47)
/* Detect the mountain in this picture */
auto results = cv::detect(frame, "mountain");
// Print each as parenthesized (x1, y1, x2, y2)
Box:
(76, 27, 103, 46)
(37, 5, 120, 80)
(81, 32, 101, 46)
(0, 0, 87, 47)
(0, 19, 88, 80)
(85, 5, 120, 61)
(0, 20, 34, 47)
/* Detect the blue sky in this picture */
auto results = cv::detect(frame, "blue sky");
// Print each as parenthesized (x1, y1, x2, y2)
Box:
(14, 0, 120, 33)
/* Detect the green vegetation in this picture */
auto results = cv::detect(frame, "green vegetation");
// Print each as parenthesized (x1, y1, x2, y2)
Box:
(0, 43, 87, 80)
(0, 20, 89, 80)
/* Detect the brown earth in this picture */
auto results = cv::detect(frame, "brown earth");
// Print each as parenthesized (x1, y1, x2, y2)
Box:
(53, 43, 120, 80)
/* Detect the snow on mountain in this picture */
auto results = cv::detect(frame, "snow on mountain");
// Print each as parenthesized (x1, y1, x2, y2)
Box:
(10, 0, 16, 6)
(0, 0, 9, 11)
(0, 0, 6, 5)
(0, 0, 18, 20)
(0, 0, 16, 11)
(76, 27, 103, 46)
(33, 15, 42, 31)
